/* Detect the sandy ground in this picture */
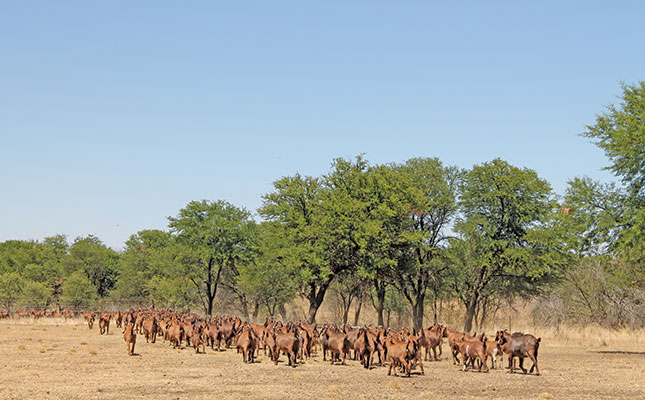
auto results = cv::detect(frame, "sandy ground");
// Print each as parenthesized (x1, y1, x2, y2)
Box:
(1, 320, 644, 400)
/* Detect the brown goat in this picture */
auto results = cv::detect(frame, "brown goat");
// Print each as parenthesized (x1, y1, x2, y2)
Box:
(123, 324, 136, 356)
(496, 330, 540, 375)
(455, 334, 489, 372)
(323, 329, 351, 365)
(384, 338, 413, 377)
(98, 313, 111, 335)
(275, 330, 300, 367)
(236, 325, 258, 363)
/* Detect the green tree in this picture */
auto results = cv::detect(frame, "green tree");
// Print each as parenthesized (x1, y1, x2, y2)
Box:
(452, 158, 559, 332)
(582, 81, 645, 203)
(168, 200, 257, 316)
(61, 271, 96, 310)
(113, 229, 174, 299)
(259, 174, 327, 323)
(582, 81, 645, 268)
(0, 271, 25, 312)
(65, 235, 119, 297)
(560, 177, 624, 255)
(234, 223, 297, 321)
(392, 157, 461, 331)
(21, 280, 52, 309)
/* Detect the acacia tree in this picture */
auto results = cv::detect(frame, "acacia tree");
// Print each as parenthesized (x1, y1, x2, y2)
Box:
(260, 157, 380, 323)
(582, 81, 645, 268)
(235, 222, 297, 321)
(113, 229, 174, 299)
(259, 174, 326, 323)
(65, 235, 119, 297)
(450, 158, 558, 332)
(392, 157, 461, 331)
(168, 200, 257, 316)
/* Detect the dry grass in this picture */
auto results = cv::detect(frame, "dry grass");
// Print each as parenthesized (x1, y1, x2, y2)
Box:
(0, 320, 644, 399)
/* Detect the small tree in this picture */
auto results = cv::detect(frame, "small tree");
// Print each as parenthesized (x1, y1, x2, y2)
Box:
(168, 200, 257, 315)
(61, 272, 96, 311)
(0, 272, 25, 313)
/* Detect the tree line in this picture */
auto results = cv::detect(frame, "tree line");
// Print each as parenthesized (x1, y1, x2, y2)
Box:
(2, 82, 644, 330)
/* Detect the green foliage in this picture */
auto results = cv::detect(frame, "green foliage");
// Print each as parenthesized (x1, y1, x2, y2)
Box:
(560, 177, 624, 254)
(112, 229, 174, 299)
(260, 174, 325, 288)
(450, 158, 559, 331)
(236, 223, 297, 317)
(0, 271, 25, 310)
(21, 280, 51, 309)
(65, 235, 119, 297)
(146, 276, 199, 310)
(0, 240, 48, 274)
(582, 81, 645, 203)
(168, 200, 257, 315)
(61, 271, 96, 310)
(392, 157, 461, 329)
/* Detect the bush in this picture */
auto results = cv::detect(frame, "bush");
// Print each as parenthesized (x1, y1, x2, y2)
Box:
(534, 257, 645, 328)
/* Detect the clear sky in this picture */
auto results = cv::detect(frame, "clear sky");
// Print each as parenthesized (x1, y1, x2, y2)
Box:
(1, 2, 643, 250)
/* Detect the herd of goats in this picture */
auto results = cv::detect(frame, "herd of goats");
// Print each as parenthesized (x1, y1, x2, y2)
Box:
(70, 308, 542, 377)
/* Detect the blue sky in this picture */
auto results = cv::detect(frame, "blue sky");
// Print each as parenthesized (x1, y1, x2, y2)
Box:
(1, 2, 643, 249)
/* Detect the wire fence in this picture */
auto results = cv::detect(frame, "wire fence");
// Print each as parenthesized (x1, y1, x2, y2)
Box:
(0, 298, 154, 314)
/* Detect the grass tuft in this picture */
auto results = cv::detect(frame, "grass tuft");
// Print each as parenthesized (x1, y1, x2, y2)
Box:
(327, 385, 340, 393)
(18, 345, 26, 351)
(390, 380, 400, 390)
(88, 348, 98, 355)
(540, 393, 554, 399)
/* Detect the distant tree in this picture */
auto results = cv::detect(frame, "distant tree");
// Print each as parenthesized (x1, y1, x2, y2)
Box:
(65, 235, 119, 297)
(21, 280, 51, 309)
(168, 200, 257, 316)
(234, 223, 297, 321)
(0, 271, 25, 312)
(113, 229, 174, 299)
(61, 271, 96, 310)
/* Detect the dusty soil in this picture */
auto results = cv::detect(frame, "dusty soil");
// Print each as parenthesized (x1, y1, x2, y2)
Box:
(1, 320, 644, 399)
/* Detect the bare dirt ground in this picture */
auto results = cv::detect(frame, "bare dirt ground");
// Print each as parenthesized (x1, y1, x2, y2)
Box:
(1, 320, 644, 400)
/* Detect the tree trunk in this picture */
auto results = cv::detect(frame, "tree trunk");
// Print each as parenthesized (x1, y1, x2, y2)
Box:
(206, 294, 214, 316)
(239, 295, 250, 321)
(251, 300, 260, 322)
(432, 288, 439, 322)
(339, 291, 353, 325)
(353, 296, 363, 325)
(412, 294, 425, 331)
(306, 279, 332, 324)
(373, 280, 386, 327)
(205, 259, 223, 316)
(279, 303, 288, 321)
(464, 297, 478, 333)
